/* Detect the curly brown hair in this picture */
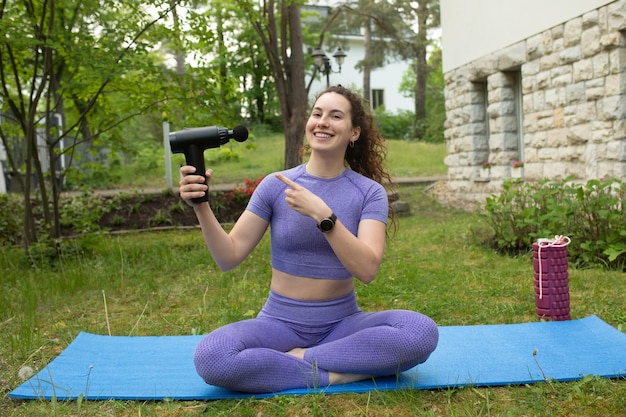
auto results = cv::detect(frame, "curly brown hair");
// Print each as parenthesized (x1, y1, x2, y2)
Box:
(313, 85, 398, 230)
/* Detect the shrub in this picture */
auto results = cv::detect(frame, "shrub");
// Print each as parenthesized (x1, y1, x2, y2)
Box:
(0, 194, 23, 246)
(373, 107, 417, 140)
(483, 177, 626, 270)
(373, 106, 445, 143)
(59, 191, 124, 233)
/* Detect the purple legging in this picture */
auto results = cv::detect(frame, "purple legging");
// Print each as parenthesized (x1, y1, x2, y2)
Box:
(194, 290, 438, 393)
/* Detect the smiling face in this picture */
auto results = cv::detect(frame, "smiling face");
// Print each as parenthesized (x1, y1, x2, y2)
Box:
(305, 92, 361, 155)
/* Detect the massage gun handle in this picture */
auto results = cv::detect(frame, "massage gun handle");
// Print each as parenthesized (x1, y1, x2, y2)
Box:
(185, 145, 209, 204)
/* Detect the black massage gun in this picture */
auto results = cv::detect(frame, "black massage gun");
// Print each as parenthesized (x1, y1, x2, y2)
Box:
(169, 125, 249, 203)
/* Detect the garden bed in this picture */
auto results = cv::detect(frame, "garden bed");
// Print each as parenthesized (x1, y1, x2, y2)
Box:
(71, 190, 248, 235)
(0, 189, 249, 246)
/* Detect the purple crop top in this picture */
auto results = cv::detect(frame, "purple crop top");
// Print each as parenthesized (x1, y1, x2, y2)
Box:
(245, 164, 388, 280)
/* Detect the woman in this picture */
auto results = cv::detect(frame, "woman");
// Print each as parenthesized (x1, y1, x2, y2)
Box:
(179, 85, 438, 393)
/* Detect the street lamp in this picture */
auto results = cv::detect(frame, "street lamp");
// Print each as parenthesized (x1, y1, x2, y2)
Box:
(311, 47, 347, 88)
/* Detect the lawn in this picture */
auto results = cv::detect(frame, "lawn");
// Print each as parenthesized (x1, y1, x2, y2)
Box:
(114, 135, 448, 189)
(1, 136, 625, 416)
(2, 187, 625, 416)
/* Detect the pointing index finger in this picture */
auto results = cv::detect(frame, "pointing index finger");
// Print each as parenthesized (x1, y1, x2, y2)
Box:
(275, 173, 298, 189)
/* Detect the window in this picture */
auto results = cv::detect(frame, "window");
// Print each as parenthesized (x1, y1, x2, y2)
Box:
(480, 82, 490, 156)
(472, 81, 490, 165)
(507, 70, 524, 162)
(371, 89, 384, 110)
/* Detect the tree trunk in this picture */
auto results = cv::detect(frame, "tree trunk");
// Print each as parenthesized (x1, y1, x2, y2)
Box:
(249, 0, 307, 169)
(48, 64, 72, 241)
(22, 126, 38, 249)
(282, 3, 307, 169)
(414, 47, 427, 120)
(170, 1, 186, 88)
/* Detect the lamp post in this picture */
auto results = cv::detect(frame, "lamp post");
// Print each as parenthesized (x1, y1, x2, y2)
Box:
(311, 47, 347, 88)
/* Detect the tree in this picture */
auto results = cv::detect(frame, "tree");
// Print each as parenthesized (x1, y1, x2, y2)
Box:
(0, 0, 185, 252)
(326, 0, 440, 139)
(174, 0, 344, 168)
(183, 0, 279, 127)
(235, 0, 309, 169)
(394, 0, 440, 136)
(399, 46, 445, 143)
(332, 0, 404, 106)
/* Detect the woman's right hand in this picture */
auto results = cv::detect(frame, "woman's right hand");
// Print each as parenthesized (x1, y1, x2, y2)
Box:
(179, 165, 211, 206)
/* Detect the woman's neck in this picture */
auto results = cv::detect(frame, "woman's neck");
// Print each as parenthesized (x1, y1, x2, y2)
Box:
(305, 156, 346, 178)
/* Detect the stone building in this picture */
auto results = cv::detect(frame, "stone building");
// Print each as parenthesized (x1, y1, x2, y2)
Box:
(436, 0, 625, 210)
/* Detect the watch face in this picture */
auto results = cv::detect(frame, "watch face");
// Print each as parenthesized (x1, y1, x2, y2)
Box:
(320, 219, 333, 232)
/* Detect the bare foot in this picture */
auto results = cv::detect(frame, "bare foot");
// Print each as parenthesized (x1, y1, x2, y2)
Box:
(328, 371, 373, 385)
(285, 349, 373, 385)
(286, 347, 306, 360)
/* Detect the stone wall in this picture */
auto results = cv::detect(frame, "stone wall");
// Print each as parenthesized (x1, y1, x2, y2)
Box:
(436, 0, 626, 211)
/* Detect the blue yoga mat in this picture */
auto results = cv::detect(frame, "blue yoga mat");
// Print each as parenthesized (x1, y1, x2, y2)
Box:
(9, 315, 626, 400)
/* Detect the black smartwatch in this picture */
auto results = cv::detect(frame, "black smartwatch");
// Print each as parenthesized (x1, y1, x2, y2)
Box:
(317, 213, 337, 233)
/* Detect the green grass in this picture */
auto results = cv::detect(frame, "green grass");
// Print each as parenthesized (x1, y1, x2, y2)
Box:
(112, 135, 447, 189)
(1, 185, 625, 416)
(385, 140, 447, 178)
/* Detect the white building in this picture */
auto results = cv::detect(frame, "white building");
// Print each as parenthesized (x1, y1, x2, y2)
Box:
(437, 0, 626, 209)
(305, 3, 414, 112)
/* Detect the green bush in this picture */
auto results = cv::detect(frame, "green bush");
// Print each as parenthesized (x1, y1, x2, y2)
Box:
(373, 107, 417, 140)
(483, 177, 626, 270)
(373, 106, 445, 143)
(0, 193, 23, 246)
(59, 191, 125, 234)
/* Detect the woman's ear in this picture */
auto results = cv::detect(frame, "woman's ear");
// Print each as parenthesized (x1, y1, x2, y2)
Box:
(352, 126, 361, 141)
